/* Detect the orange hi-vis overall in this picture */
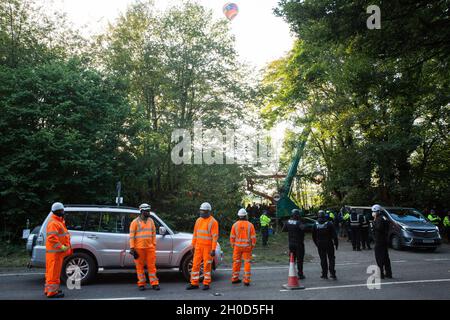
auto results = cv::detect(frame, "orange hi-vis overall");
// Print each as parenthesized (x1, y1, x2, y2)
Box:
(230, 220, 256, 284)
(45, 214, 72, 297)
(190, 216, 219, 286)
(129, 216, 159, 286)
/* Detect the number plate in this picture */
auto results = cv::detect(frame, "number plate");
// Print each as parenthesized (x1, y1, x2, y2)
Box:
(422, 240, 434, 243)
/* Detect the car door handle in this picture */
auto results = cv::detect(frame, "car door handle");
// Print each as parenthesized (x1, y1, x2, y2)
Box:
(87, 234, 98, 240)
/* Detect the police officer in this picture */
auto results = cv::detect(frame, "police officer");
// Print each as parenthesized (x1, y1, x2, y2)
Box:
(360, 211, 372, 250)
(312, 210, 338, 280)
(342, 207, 352, 241)
(444, 210, 450, 244)
(282, 209, 306, 279)
(350, 209, 362, 251)
(260, 210, 271, 246)
(372, 204, 392, 279)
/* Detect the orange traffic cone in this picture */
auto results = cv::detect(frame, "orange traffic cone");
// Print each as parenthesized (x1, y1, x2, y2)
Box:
(282, 252, 305, 290)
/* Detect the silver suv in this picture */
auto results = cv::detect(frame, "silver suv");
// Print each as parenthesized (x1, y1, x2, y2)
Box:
(27, 205, 223, 284)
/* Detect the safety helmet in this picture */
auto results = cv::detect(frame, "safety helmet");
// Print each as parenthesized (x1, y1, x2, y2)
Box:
(51, 202, 64, 212)
(318, 210, 326, 219)
(238, 208, 247, 217)
(139, 203, 151, 211)
(371, 204, 382, 212)
(291, 209, 301, 217)
(199, 202, 212, 211)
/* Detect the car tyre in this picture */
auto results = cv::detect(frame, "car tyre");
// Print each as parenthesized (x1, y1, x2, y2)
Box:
(61, 252, 97, 285)
(390, 235, 403, 250)
(181, 252, 204, 283)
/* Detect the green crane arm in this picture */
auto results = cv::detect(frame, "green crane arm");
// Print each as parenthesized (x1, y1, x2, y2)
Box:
(276, 126, 310, 218)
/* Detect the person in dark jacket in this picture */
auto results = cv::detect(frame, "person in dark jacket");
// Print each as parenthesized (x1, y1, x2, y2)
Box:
(371, 204, 392, 279)
(313, 210, 339, 279)
(350, 209, 362, 251)
(360, 212, 372, 250)
(282, 209, 306, 279)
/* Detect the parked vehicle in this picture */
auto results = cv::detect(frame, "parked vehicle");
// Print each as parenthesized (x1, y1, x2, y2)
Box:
(27, 205, 223, 284)
(347, 206, 442, 251)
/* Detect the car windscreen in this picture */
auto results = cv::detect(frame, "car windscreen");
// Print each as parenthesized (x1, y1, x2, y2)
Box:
(387, 208, 426, 222)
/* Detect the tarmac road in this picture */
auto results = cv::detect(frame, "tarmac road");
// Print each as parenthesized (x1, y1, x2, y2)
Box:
(1, 239, 449, 300)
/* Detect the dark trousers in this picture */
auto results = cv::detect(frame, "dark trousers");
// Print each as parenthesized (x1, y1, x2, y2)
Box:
(445, 227, 450, 243)
(360, 227, 371, 249)
(317, 243, 335, 276)
(261, 226, 269, 246)
(289, 244, 305, 276)
(346, 224, 352, 241)
(374, 244, 392, 277)
(351, 226, 361, 250)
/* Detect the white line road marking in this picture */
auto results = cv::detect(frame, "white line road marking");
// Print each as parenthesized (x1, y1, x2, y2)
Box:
(82, 297, 147, 300)
(0, 272, 44, 277)
(335, 262, 361, 266)
(218, 266, 288, 271)
(279, 278, 450, 292)
(424, 258, 450, 261)
(392, 260, 407, 263)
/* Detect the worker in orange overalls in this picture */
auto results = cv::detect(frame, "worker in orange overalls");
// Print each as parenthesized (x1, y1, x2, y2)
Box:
(186, 202, 219, 291)
(230, 208, 256, 286)
(45, 202, 72, 298)
(129, 203, 160, 291)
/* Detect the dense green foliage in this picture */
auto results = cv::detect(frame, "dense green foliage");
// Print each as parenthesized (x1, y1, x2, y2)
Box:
(262, 0, 449, 209)
(1, 0, 449, 242)
(0, 0, 252, 240)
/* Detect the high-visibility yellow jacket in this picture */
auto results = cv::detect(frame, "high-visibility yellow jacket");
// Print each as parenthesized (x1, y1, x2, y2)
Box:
(428, 214, 441, 225)
(129, 217, 156, 249)
(230, 220, 256, 249)
(260, 214, 271, 227)
(444, 216, 450, 227)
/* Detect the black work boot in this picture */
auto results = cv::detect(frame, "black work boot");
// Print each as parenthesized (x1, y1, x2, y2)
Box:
(321, 274, 328, 279)
(152, 285, 160, 291)
(138, 286, 146, 291)
(330, 274, 337, 280)
(244, 282, 250, 287)
(202, 285, 210, 290)
(298, 274, 306, 280)
(47, 292, 64, 299)
(186, 284, 199, 290)
(232, 279, 242, 284)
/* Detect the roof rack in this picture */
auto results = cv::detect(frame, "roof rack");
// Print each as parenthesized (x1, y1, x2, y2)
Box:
(65, 204, 139, 210)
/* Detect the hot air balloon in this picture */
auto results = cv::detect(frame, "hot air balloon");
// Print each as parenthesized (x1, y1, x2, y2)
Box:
(223, 2, 239, 21)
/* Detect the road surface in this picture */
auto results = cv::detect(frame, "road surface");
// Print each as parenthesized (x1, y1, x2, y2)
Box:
(1, 239, 449, 300)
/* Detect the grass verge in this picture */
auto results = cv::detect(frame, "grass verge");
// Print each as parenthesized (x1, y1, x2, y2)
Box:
(220, 230, 314, 266)
(0, 242, 30, 268)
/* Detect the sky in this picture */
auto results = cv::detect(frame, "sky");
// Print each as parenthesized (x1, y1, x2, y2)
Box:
(42, 0, 295, 69)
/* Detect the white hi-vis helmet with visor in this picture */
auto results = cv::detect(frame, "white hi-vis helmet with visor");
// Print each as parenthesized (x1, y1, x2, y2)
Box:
(199, 202, 212, 211)
(51, 202, 64, 212)
(237, 208, 248, 217)
(371, 204, 382, 212)
(139, 203, 151, 211)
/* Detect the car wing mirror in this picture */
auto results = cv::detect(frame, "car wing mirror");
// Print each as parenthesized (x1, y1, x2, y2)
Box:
(159, 226, 167, 236)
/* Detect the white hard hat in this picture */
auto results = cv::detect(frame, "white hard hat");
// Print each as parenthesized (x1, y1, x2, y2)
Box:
(372, 204, 382, 212)
(238, 208, 247, 217)
(51, 202, 64, 212)
(139, 203, 151, 211)
(199, 202, 212, 211)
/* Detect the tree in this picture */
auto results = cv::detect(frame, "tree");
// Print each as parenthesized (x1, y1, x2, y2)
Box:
(262, 0, 450, 209)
